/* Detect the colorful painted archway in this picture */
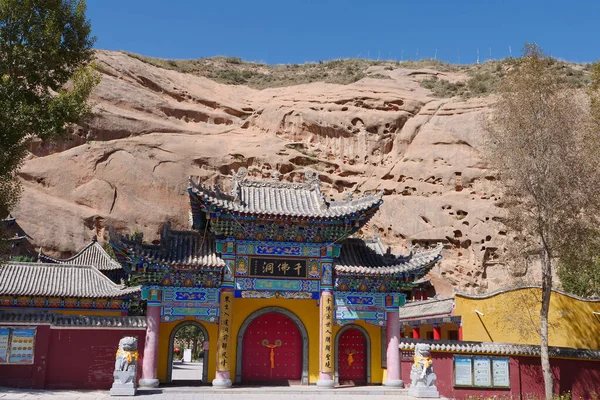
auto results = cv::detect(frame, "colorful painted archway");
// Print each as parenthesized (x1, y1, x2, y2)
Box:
(166, 320, 209, 384)
(235, 307, 309, 384)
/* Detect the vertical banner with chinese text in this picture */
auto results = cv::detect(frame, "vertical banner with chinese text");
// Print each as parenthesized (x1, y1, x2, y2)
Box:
(217, 290, 233, 372)
(320, 291, 334, 373)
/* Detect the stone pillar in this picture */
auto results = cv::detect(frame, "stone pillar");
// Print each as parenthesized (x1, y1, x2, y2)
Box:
(213, 288, 234, 388)
(317, 290, 335, 388)
(433, 326, 441, 340)
(139, 304, 160, 387)
(412, 327, 420, 339)
(384, 310, 403, 387)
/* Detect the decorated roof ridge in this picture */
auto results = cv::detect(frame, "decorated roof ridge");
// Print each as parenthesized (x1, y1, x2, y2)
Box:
(454, 285, 600, 302)
(334, 239, 443, 276)
(0, 310, 147, 329)
(0, 261, 140, 298)
(38, 238, 123, 271)
(115, 224, 225, 268)
(188, 169, 383, 219)
(398, 297, 455, 320)
(398, 338, 600, 360)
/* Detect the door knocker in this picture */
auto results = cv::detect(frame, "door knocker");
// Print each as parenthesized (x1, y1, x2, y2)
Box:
(346, 349, 356, 367)
(262, 339, 282, 369)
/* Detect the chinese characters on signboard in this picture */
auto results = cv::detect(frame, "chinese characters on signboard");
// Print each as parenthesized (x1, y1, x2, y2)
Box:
(454, 355, 510, 388)
(217, 291, 233, 372)
(0, 327, 36, 364)
(320, 292, 334, 373)
(249, 257, 308, 279)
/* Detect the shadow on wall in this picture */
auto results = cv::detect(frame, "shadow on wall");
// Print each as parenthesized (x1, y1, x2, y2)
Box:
(456, 287, 600, 350)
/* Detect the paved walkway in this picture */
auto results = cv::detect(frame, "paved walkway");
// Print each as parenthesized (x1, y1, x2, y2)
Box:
(0, 386, 451, 400)
(171, 361, 204, 381)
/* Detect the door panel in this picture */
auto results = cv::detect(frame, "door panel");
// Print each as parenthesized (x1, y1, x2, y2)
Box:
(241, 312, 302, 383)
(337, 328, 367, 384)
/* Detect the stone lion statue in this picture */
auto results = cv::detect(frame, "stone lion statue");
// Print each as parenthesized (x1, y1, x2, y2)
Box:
(409, 343, 437, 389)
(115, 336, 138, 372)
(111, 336, 138, 395)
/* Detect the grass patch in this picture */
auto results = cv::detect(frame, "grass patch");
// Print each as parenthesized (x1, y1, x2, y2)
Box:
(121, 52, 593, 93)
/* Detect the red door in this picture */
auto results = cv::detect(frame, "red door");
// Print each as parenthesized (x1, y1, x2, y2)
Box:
(242, 312, 302, 384)
(337, 328, 367, 384)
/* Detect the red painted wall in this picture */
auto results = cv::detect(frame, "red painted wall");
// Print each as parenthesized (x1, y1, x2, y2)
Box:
(0, 325, 146, 390)
(401, 351, 600, 400)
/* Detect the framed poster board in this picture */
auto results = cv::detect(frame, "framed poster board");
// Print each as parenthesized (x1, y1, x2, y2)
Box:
(8, 328, 36, 364)
(454, 355, 511, 388)
(473, 356, 492, 387)
(454, 355, 473, 386)
(0, 327, 36, 365)
(492, 357, 510, 387)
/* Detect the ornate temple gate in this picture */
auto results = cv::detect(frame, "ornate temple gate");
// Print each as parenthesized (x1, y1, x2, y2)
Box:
(337, 327, 367, 384)
(241, 312, 302, 383)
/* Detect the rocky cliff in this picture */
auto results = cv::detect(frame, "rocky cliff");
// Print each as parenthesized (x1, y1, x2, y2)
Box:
(14, 51, 511, 295)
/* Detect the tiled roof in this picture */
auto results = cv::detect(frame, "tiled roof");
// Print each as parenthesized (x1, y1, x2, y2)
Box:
(398, 297, 455, 319)
(0, 262, 140, 298)
(189, 168, 383, 219)
(334, 238, 443, 276)
(39, 238, 123, 271)
(120, 225, 224, 268)
(399, 338, 600, 360)
(0, 310, 146, 328)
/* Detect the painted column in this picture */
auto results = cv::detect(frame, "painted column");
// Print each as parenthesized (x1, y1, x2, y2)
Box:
(384, 310, 403, 387)
(458, 324, 463, 341)
(140, 302, 161, 387)
(433, 325, 442, 340)
(317, 289, 335, 388)
(412, 327, 420, 339)
(213, 239, 236, 388)
(213, 288, 234, 388)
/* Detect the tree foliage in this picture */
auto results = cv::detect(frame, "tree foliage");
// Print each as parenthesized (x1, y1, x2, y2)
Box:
(484, 43, 600, 399)
(0, 0, 97, 223)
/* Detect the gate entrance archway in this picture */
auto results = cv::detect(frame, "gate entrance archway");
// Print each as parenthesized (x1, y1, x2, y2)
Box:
(236, 307, 309, 385)
(166, 321, 209, 385)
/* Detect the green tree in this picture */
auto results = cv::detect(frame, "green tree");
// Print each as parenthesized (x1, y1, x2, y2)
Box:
(176, 325, 205, 360)
(484, 44, 600, 399)
(558, 232, 600, 298)
(0, 0, 97, 228)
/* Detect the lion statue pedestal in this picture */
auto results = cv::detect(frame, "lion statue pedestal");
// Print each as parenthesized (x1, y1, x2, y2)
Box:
(110, 336, 138, 396)
(407, 343, 440, 398)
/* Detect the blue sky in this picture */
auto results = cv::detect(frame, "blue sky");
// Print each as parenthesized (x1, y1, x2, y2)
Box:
(87, 0, 599, 65)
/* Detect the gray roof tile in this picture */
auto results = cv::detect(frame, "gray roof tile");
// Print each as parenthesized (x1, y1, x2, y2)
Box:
(39, 239, 123, 271)
(335, 238, 443, 275)
(399, 338, 600, 360)
(0, 310, 146, 328)
(398, 297, 455, 319)
(189, 169, 382, 219)
(120, 225, 224, 268)
(0, 262, 140, 298)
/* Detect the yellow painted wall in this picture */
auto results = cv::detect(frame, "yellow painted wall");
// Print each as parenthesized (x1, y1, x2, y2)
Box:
(455, 287, 600, 349)
(155, 297, 385, 384)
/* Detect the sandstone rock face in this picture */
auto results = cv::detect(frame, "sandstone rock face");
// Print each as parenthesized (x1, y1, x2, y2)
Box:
(14, 51, 513, 295)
